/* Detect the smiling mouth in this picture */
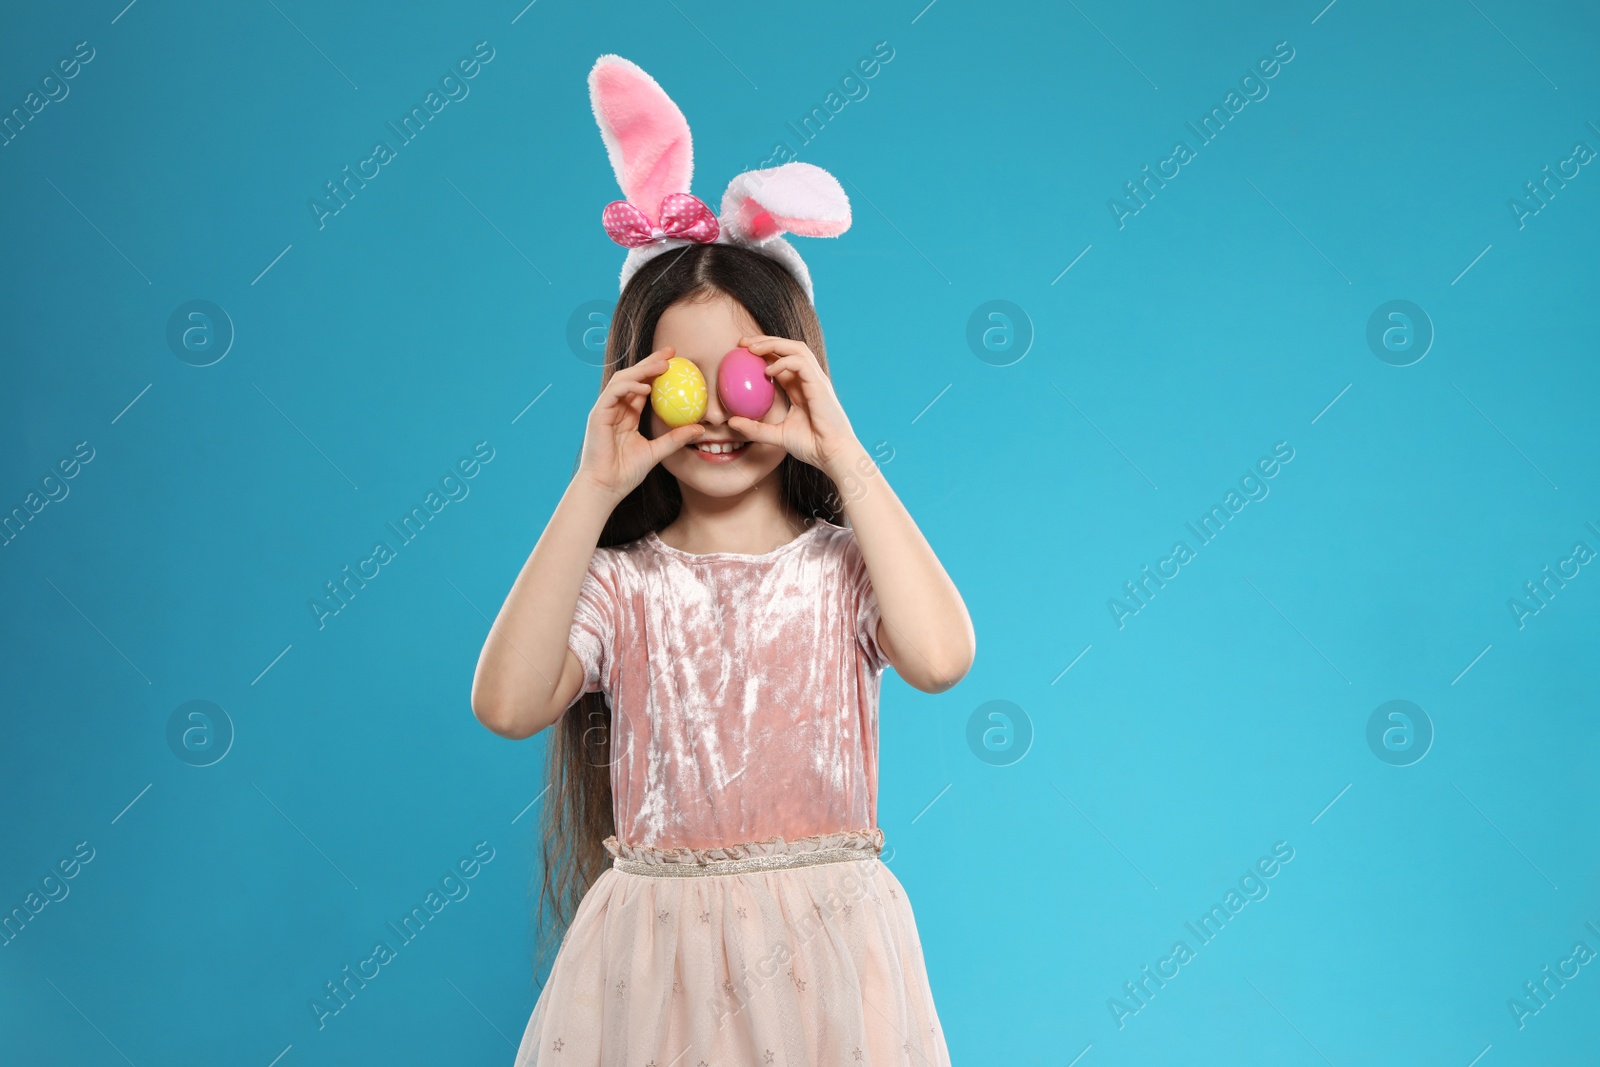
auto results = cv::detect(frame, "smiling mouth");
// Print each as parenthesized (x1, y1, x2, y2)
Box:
(690, 440, 750, 459)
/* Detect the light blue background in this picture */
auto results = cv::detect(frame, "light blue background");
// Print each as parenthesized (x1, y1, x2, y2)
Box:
(2, 0, 1597, 1064)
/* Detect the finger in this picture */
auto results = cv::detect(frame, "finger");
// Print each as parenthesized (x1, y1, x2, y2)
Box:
(769, 356, 837, 406)
(741, 336, 811, 360)
(755, 350, 821, 396)
(648, 422, 706, 463)
(606, 379, 653, 403)
(596, 384, 638, 419)
(605, 374, 656, 409)
(601, 380, 652, 421)
(623, 390, 654, 434)
(625, 357, 669, 382)
(762, 354, 809, 378)
(762, 356, 811, 396)
(727, 415, 784, 447)
(620, 347, 676, 381)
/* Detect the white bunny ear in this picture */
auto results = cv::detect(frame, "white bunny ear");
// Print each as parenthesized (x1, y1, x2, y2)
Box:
(719, 162, 851, 244)
(588, 55, 692, 222)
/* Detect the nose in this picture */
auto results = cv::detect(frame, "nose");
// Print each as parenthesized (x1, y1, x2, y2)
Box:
(696, 358, 729, 425)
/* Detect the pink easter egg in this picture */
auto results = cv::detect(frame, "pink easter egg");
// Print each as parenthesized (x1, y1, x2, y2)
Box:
(717, 347, 774, 420)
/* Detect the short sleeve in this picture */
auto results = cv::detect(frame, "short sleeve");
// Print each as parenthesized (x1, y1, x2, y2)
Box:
(841, 530, 888, 673)
(565, 550, 616, 709)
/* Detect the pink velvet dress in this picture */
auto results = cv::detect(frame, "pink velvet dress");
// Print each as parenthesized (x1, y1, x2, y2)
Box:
(511, 517, 951, 1066)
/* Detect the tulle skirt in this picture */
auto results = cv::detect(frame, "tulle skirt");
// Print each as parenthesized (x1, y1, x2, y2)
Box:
(512, 828, 951, 1066)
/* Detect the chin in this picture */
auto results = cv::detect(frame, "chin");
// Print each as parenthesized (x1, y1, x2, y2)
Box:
(662, 445, 785, 496)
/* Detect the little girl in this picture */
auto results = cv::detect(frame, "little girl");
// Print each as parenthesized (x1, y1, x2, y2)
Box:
(471, 55, 973, 1065)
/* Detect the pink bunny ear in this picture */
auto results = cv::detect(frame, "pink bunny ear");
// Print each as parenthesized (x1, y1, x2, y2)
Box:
(588, 55, 693, 225)
(720, 162, 851, 244)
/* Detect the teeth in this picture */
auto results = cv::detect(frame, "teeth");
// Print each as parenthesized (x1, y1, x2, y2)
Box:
(694, 442, 746, 455)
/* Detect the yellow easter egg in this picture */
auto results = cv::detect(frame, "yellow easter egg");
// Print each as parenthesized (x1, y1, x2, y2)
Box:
(650, 356, 708, 428)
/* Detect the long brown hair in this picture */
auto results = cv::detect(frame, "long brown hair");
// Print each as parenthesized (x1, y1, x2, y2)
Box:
(533, 242, 850, 982)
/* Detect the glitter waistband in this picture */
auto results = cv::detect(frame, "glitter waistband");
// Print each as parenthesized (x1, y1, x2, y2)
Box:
(604, 828, 883, 878)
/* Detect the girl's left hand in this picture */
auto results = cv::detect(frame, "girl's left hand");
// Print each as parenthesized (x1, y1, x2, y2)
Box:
(727, 335, 860, 473)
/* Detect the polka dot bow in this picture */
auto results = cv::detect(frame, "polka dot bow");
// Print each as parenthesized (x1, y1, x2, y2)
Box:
(601, 192, 720, 248)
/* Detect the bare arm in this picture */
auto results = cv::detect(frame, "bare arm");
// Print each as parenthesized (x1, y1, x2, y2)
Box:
(470, 476, 620, 739)
(470, 347, 706, 740)
(829, 442, 975, 693)
(726, 332, 975, 694)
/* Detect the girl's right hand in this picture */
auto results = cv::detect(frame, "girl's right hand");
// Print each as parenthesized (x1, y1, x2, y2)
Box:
(576, 347, 706, 501)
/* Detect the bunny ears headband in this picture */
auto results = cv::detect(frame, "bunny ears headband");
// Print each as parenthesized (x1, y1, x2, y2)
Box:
(589, 54, 852, 305)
